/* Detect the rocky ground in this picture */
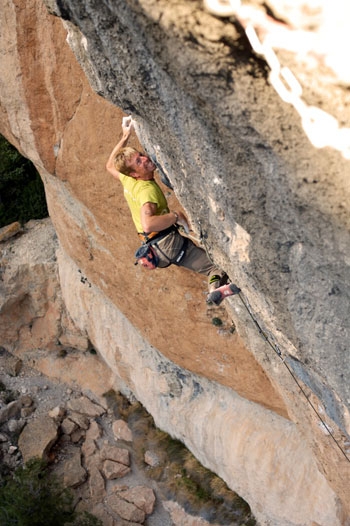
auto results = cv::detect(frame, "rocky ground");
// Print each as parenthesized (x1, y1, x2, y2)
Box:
(0, 346, 256, 526)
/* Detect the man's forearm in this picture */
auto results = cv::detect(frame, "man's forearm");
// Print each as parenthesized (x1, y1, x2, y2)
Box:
(113, 130, 131, 155)
(142, 211, 178, 233)
(106, 129, 131, 174)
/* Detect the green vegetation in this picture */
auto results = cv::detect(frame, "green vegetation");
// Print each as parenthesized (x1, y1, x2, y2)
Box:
(0, 134, 48, 228)
(0, 458, 102, 526)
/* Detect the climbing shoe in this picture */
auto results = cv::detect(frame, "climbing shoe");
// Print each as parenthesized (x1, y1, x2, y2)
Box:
(207, 283, 241, 306)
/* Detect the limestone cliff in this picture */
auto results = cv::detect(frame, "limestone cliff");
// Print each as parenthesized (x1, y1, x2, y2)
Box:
(0, 0, 349, 525)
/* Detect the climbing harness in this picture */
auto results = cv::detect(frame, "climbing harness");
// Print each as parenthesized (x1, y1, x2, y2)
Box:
(135, 226, 189, 269)
(203, 0, 350, 160)
(138, 225, 176, 244)
(153, 234, 189, 267)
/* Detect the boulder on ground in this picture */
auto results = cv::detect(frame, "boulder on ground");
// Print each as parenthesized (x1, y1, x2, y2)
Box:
(67, 396, 105, 417)
(0, 222, 22, 242)
(18, 414, 58, 462)
(100, 443, 130, 466)
(115, 485, 156, 515)
(112, 420, 132, 442)
(54, 445, 87, 488)
(107, 494, 145, 523)
(103, 459, 130, 480)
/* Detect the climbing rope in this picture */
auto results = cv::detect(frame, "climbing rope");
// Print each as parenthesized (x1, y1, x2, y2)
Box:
(203, 0, 350, 160)
(238, 292, 350, 463)
(197, 222, 350, 463)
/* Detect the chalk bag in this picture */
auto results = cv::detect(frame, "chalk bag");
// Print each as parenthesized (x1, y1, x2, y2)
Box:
(134, 244, 159, 270)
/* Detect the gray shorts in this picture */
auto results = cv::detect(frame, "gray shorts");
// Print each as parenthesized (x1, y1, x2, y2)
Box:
(152, 230, 221, 277)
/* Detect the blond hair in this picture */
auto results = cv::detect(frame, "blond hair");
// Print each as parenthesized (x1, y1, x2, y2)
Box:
(114, 147, 139, 175)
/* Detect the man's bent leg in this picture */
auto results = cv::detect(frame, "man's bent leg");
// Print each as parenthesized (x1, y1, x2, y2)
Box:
(177, 239, 227, 291)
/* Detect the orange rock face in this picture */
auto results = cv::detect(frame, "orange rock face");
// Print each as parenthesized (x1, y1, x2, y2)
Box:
(1, 0, 285, 416)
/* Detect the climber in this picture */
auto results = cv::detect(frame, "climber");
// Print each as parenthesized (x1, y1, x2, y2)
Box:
(105, 116, 240, 304)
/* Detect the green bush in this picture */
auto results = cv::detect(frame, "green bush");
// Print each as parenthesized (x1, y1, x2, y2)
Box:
(0, 458, 101, 526)
(0, 135, 48, 228)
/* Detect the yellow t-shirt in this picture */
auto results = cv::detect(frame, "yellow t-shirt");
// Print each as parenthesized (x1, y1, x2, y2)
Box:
(119, 173, 169, 233)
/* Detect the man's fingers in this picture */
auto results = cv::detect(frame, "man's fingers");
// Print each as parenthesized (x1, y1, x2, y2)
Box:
(122, 116, 133, 130)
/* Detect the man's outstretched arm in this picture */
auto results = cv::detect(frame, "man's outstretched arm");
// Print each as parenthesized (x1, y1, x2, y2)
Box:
(106, 116, 133, 180)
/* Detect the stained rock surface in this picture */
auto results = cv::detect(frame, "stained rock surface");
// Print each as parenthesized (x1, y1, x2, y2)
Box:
(0, 1, 350, 525)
